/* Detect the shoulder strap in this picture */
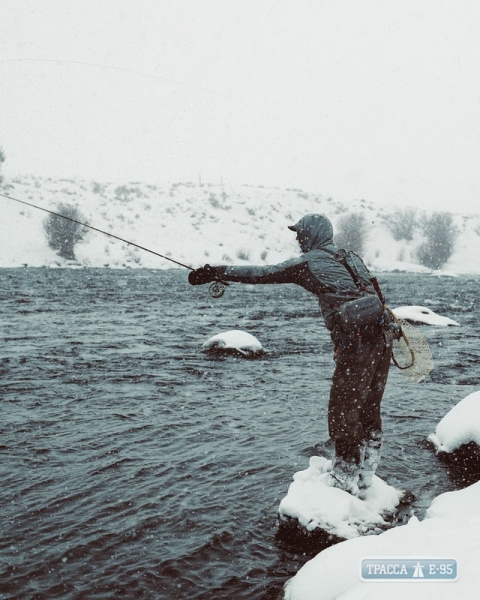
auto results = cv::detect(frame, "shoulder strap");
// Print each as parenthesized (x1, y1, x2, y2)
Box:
(331, 248, 386, 305)
(334, 249, 363, 288)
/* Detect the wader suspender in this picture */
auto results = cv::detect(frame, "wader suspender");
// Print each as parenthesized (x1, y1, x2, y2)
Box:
(330, 249, 386, 305)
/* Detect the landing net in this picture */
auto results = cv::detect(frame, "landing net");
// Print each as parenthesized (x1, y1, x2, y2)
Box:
(392, 318, 434, 383)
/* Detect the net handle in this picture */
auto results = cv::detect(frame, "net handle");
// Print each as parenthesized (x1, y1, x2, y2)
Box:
(388, 310, 415, 370)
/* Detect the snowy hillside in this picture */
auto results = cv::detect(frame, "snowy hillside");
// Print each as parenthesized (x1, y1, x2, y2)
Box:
(1, 174, 479, 274)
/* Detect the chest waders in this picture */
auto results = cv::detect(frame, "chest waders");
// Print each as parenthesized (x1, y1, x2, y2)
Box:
(327, 249, 393, 497)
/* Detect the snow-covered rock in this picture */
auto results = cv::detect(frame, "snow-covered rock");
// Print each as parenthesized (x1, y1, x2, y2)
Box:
(392, 305, 460, 326)
(202, 330, 263, 356)
(428, 391, 480, 454)
(278, 456, 404, 541)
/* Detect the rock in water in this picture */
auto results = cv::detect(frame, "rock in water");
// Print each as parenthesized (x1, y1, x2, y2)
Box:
(392, 305, 460, 326)
(202, 330, 263, 356)
(428, 390, 480, 486)
(277, 456, 405, 547)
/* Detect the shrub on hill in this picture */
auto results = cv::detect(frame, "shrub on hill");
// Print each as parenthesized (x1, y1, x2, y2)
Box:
(44, 203, 89, 260)
(0, 146, 5, 185)
(334, 212, 369, 254)
(416, 212, 457, 270)
(385, 208, 417, 241)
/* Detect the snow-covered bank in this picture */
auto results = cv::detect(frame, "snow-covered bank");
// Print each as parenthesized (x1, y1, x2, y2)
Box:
(283, 481, 480, 599)
(1, 174, 480, 274)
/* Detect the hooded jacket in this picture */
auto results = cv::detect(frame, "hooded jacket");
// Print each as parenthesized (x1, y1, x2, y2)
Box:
(219, 214, 380, 332)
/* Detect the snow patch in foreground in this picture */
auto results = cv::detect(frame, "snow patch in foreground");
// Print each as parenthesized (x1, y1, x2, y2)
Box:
(428, 390, 480, 453)
(202, 330, 263, 355)
(278, 456, 403, 540)
(282, 389, 480, 599)
(392, 306, 460, 326)
(283, 480, 480, 600)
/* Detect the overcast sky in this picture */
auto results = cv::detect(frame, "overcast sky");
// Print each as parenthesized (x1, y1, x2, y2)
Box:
(1, 0, 480, 213)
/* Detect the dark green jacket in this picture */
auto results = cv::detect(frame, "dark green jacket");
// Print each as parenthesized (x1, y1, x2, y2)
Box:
(220, 214, 379, 331)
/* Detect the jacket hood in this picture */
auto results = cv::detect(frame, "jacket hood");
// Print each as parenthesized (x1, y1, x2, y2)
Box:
(288, 214, 334, 253)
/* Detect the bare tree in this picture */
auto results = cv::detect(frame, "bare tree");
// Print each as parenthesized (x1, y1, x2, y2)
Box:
(386, 208, 417, 241)
(334, 212, 369, 254)
(44, 203, 89, 260)
(416, 212, 457, 270)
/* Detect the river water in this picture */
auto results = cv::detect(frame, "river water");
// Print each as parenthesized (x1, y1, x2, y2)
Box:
(1, 268, 478, 599)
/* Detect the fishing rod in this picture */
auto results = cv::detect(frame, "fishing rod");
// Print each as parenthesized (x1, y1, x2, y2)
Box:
(0, 191, 228, 298)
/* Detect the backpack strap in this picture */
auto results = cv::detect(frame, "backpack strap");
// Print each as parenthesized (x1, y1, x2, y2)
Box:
(330, 248, 386, 305)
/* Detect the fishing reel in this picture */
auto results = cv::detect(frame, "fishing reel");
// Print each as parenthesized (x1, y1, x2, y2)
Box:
(209, 280, 228, 298)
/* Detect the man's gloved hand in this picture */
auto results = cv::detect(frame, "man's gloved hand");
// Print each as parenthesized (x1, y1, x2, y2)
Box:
(188, 264, 226, 286)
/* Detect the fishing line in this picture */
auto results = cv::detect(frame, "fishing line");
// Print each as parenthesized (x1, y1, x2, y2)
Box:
(2, 57, 299, 298)
(0, 191, 229, 297)
(0, 58, 306, 137)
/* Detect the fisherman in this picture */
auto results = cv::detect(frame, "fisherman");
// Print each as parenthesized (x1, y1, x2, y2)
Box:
(188, 213, 394, 498)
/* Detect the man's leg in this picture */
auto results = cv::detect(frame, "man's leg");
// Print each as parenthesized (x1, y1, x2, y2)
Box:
(357, 340, 392, 496)
(328, 335, 389, 495)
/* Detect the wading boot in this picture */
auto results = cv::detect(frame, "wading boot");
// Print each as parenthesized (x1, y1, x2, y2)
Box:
(358, 433, 383, 500)
(328, 441, 364, 497)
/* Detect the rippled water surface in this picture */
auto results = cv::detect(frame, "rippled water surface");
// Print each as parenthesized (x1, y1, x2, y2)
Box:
(1, 268, 479, 599)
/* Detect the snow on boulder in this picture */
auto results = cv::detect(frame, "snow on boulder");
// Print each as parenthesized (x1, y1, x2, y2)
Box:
(428, 391, 480, 454)
(202, 330, 263, 356)
(277, 456, 404, 544)
(428, 390, 480, 485)
(392, 305, 460, 326)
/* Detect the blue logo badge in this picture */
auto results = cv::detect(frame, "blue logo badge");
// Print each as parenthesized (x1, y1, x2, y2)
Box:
(360, 558, 458, 582)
